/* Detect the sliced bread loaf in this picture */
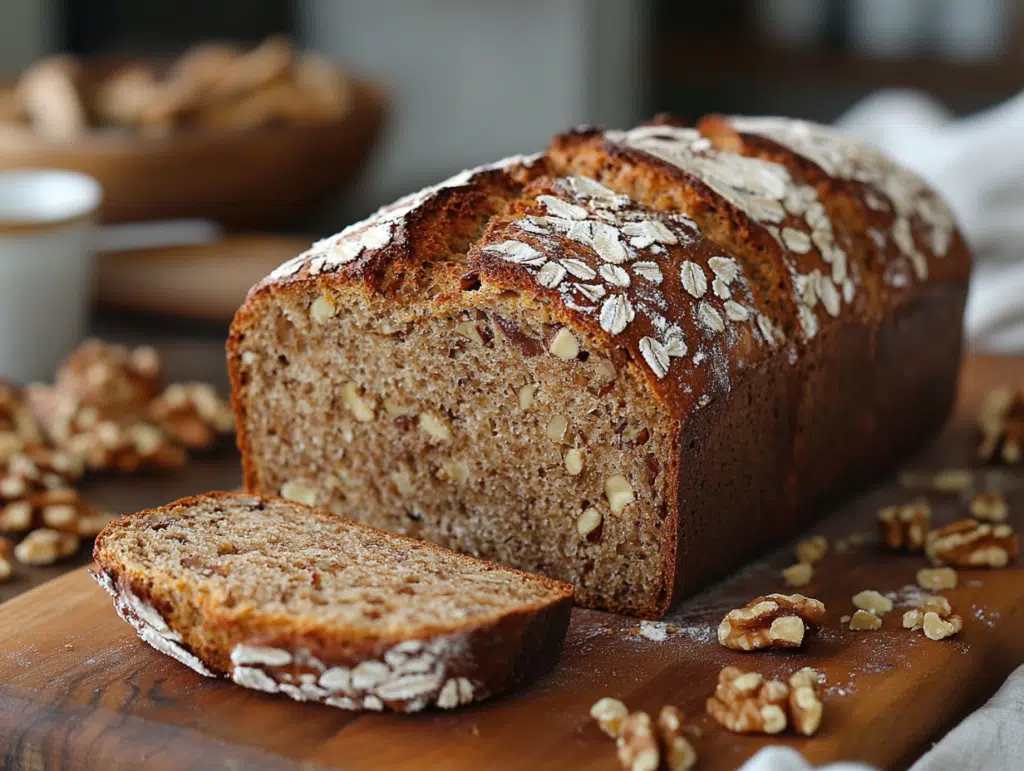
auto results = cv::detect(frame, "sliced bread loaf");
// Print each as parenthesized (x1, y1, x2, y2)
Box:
(92, 492, 573, 712)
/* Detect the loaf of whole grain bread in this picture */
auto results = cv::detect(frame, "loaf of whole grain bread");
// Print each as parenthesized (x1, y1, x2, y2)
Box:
(228, 115, 971, 618)
(93, 493, 572, 711)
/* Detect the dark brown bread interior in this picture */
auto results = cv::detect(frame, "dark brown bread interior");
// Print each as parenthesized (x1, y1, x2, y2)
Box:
(93, 492, 573, 711)
(228, 116, 970, 617)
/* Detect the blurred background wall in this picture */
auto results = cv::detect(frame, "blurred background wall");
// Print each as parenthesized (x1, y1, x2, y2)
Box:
(0, 0, 1020, 220)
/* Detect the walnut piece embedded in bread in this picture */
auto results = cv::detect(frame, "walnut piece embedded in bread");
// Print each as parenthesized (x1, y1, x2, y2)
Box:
(229, 115, 970, 617)
(92, 493, 573, 712)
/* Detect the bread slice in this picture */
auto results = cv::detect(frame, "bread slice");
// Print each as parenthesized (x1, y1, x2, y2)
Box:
(92, 492, 573, 712)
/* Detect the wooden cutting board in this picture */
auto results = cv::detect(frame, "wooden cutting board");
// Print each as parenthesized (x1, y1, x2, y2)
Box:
(0, 355, 1022, 771)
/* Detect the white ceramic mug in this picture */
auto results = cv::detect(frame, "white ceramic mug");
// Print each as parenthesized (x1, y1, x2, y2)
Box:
(0, 170, 102, 383)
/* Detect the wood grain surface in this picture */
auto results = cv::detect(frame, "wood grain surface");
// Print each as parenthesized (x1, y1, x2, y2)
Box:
(0, 355, 1021, 771)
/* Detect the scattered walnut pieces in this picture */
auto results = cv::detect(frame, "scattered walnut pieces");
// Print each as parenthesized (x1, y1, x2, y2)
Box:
(591, 697, 629, 738)
(706, 667, 789, 735)
(848, 609, 882, 631)
(977, 385, 1024, 464)
(6, 446, 84, 488)
(931, 469, 973, 493)
(616, 712, 660, 771)
(0, 536, 13, 581)
(718, 593, 825, 651)
(62, 419, 188, 473)
(903, 597, 962, 641)
(782, 562, 813, 588)
(917, 567, 958, 591)
(970, 491, 1008, 523)
(0, 488, 100, 534)
(50, 339, 162, 414)
(0, 382, 43, 463)
(707, 666, 826, 737)
(898, 468, 974, 492)
(148, 383, 234, 449)
(26, 340, 231, 473)
(13, 528, 79, 565)
(877, 499, 932, 552)
(795, 535, 828, 564)
(788, 668, 824, 736)
(852, 590, 893, 616)
(926, 519, 1019, 568)
(657, 706, 697, 771)
(590, 699, 697, 771)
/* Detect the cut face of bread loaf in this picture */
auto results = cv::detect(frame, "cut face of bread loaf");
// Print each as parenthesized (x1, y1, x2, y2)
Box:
(229, 116, 970, 618)
(92, 493, 573, 712)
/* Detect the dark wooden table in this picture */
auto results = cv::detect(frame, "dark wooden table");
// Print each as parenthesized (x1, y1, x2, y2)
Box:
(0, 353, 1021, 770)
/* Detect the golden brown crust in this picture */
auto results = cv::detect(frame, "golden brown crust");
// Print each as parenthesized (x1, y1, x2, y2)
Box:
(93, 492, 573, 711)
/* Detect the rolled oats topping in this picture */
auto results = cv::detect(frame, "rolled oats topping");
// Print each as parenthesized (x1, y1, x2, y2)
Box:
(877, 499, 932, 552)
(926, 519, 1019, 568)
(726, 117, 956, 276)
(718, 593, 825, 650)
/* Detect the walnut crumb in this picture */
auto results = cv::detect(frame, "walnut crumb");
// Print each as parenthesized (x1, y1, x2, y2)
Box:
(782, 562, 813, 588)
(849, 609, 882, 631)
(788, 667, 824, 736)
(976, 385, 1024, 464)
(852, 590, 893, 616)
(970, 491, 1008, 523)
(930, 469, 973, 493)
(590, 697, 629, 738)
(877, 499, 931, 552)
(917, 567, 958, 591)
(926, 519, 1019, 568)
(616, 712, 660, 771)
(657, 706, 697, 771)
(718, 594, 825, 651)
(795, 535, 828, 564)
(903, 597, 962, 641)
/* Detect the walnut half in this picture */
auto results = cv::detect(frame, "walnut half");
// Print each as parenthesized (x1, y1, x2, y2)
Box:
(926, 519, 1019, 568)
(706, 667, 789, 734)
(877, 499, 931, 552)
(718, 593, 826, 651)
(903, 596, 963, 641)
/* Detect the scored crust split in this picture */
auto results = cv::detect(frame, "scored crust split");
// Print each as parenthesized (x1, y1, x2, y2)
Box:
(228, 115, 970, 617)
(92, 493, 573, 712)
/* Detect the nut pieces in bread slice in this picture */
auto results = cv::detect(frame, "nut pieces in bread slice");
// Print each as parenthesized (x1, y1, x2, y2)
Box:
(92, 492, 573, 712)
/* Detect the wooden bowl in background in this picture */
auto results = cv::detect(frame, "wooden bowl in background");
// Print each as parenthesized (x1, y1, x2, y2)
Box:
(0, 75, 388, 229)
